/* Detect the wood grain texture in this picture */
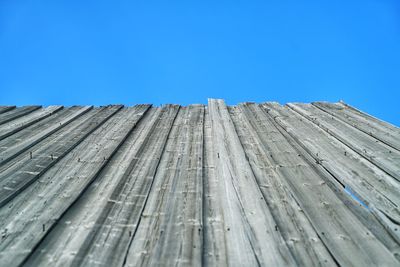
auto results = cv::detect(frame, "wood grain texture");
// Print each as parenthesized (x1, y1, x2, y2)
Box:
(313, 101, 400, 151)
(0, 105, 63, 141)
(0, 106, 41, 126)
(0, 106, 16, 115)
(0, 105, 93, 166)
(235, 103, 398, 266)
(0, 105, 149, 267)
(288, 103, 400, 182)
(230, 104, 335, 266)
(0, 106, 124, 208)
(0, 100, 399, 267)
(204, 99, 296, 266)
(261, 102, 400, 246)
(125, 105, 204, 267)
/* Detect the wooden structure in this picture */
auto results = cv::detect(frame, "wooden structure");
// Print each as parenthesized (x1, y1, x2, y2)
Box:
(0, 100, 399, 266)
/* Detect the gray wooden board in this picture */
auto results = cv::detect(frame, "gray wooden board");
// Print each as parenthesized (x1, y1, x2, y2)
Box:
(341, 102, 400, 137)
(125, 105, 204, 266)
(202, 105, 228, 266)
(21, 105, 179, 267)
(248, 104, 400, 259)
(85, 105, 179, 267)
(232, 103, 399, 266)
(204, 99, 296, 266)
(0, 105, 125, 208)
(23, 106, 168, 267)
(313, 102, 400, 151)
(261, 102, 400, 244)
(0, 100, 399, 267)
(0, 105, 149, 267)
(0, 106, 41, 126)
(288, 103, 400, 181)
(0, 106, 93, 166)
(66, 105, 179, 267)
(0, 105, 63, 141)
(0, 106, 16, 115)
(0, 106, 87, 156)
(229, 104, 336, 266)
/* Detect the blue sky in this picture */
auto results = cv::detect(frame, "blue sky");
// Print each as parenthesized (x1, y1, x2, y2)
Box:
(1, 0, 399, 126)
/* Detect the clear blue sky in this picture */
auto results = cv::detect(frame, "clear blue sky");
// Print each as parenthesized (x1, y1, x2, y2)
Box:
(1, 0, 399, 126)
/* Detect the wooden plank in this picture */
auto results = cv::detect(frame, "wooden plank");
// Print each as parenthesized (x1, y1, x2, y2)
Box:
(23, 106, 163, 266)
(0, 105, 63, 141)
(0, 105, 125, 208)
(203, 99, 295, 266)
(252, 104, 400, 261)
(0, 106, 41, 126)
(125, 105, 204, 266)
(313, 102, 400, 152)
(202, 105, 229, 266)
(0, 105, 150, 267)
(0, 100, 398, 266)
(0, 106, 92, 166)
(261, 102, 400, 243)
(0, 106, 85, 155)
(233, 103, 400, 266)
(0, 106, 16, 115)
(58, 104, 179, 267)
(288, 103, 400, 181)
(342, 101, 400, 133)
(229, 104, 336, 266)
(19, 105, 179, 267)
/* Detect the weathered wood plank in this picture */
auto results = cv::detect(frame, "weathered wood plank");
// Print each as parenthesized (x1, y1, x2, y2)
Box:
(254, 104, 400, 261)
(23, 106, 163, 266)
(125, 105, 204, 266)
(0, 105, 125, 208)
(0, 105, 149, 267)
(0, 106, 92, 166)
(233, 103, 400, 266)
(203, 99, 296, 266)
(59, 105, 179, 267)
(0, 100, 398, 267)
(0, 106, 41, 126)
(342, 101, 400, 133)
(313, 101, 400, 152)
(0, 106, 86, 155)
(19, 105, 179, 267)
(202, 106, 229, 266)
(262, 102, 400, 244)
(288, 103, 400, 181)
(229, 104, 336, 266)
(0, 105, 63, 141)
(0, 106, 16, 115)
